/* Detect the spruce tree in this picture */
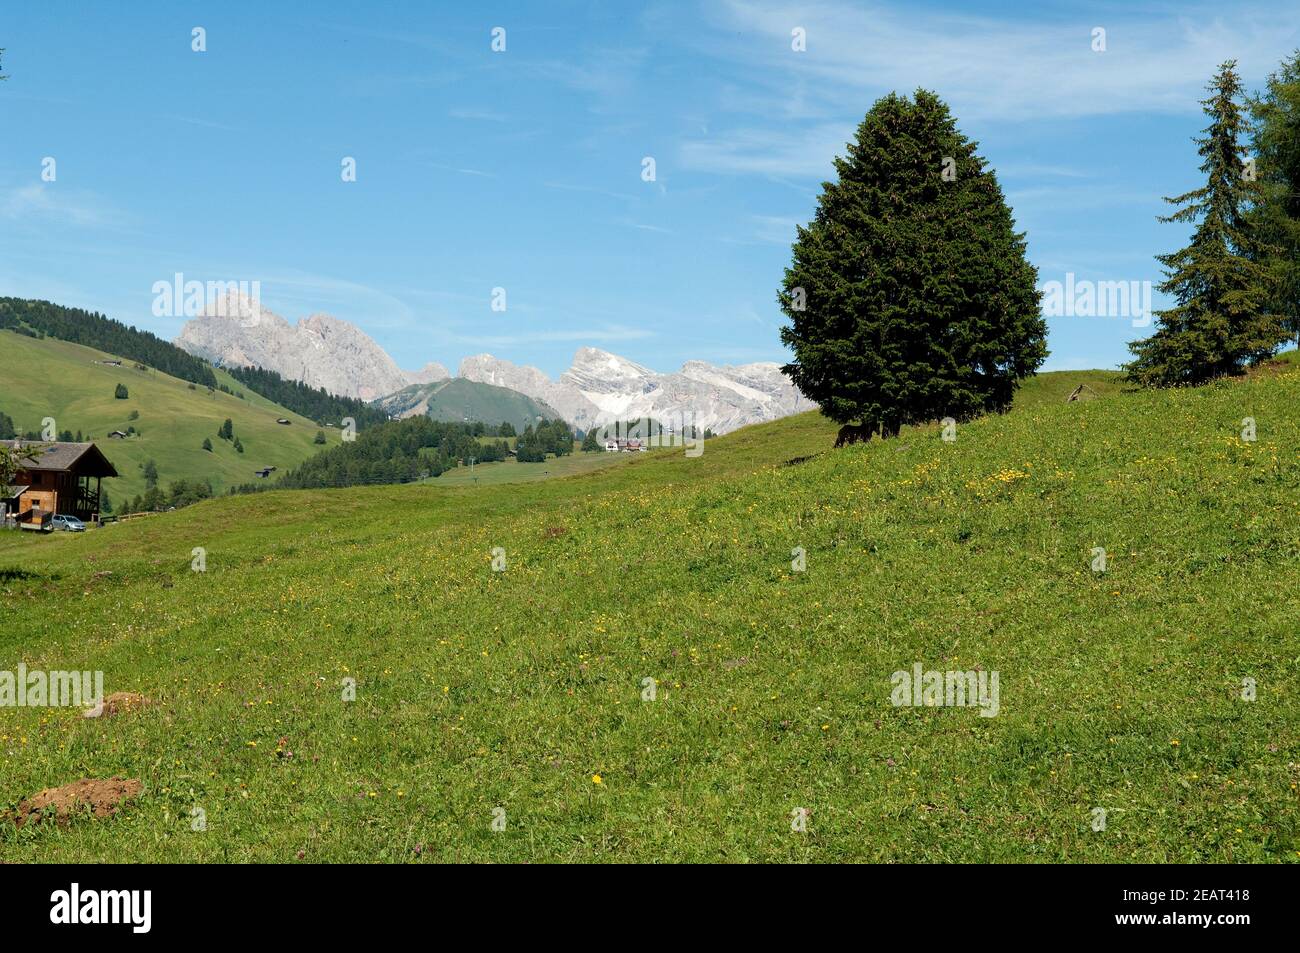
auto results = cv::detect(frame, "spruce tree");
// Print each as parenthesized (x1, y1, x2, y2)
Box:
(1128, 61, 1286, 386)
(779, 90, 1045, 440)
(1249, 51, 1300, 345)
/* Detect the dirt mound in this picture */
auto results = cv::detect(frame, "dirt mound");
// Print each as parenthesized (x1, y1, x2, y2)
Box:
(83, 692, 152, 719)
(7, 777, 142, 828)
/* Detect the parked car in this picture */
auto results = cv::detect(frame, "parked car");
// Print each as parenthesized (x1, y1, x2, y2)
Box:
(50, 514, 86, 532)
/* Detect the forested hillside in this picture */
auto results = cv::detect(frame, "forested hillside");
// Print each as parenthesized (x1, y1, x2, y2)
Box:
(225, 365, 390, 428)
(231, 416, 509, 492)
(0, 298, 218, 388)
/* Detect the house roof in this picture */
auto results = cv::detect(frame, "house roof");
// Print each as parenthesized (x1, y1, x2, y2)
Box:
(2, 485, 29, 499)
(0, 441, 119, 478)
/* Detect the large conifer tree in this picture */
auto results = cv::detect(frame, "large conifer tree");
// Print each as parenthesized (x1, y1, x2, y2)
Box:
(1249, 50, 1300, 345)
(778, 90, 1045, 440)
(1127, 61, 1285, 386)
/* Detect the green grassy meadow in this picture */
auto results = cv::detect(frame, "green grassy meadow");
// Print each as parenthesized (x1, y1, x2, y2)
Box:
(0, 330, 337, 500)
(430, 444, 641, 487)
(0, 366, 1297, 862)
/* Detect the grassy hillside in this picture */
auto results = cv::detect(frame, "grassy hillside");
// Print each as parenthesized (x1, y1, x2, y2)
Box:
(432, 444, 641, 487)
(0, 367, 1296, 862)
(377, 377, 562, 431)
(0, 330, 338, 500)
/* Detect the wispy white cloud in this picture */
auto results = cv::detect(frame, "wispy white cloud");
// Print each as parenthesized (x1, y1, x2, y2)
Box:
(715, 0, 1295, 122)
(448, 107, 509, 123)
(424, 162, 496, 178)
(543, 181, 639, 202)
(246, 269, 420, 332)
(166, 115, 241, 132)
(528, 47, 650, 105)
(0, 184, 111, 227)
(676, 0, 1300, 178)
(680, 123, 852, 177)
(449, 325, 655, 348)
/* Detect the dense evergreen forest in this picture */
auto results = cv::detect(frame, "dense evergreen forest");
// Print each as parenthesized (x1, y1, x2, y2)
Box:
(229, 417, 512, 493)
(515, 418, 574, 461)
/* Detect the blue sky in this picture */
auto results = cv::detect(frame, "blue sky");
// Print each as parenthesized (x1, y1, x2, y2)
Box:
(2, 1, 1297, 377)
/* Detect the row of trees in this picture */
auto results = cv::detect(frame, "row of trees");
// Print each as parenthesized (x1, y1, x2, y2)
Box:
(216, 417, 244, 452)
(116, 478, 212, 516)
(105, 460, 210, 517)
(229, 417, 509, 493)
(1127, 57, 1299, 385)
(515, 419, 573, 462)
(0, 412, 98, 443)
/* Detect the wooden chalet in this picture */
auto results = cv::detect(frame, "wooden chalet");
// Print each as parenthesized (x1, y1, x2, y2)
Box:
(0, 440, 118, 529)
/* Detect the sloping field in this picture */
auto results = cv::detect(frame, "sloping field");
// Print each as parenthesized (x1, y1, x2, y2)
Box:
(0, 368, 1296, 862)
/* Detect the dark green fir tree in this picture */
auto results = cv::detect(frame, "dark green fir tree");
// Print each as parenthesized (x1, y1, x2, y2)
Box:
(1128, 61, 1286, 386)
(1248, 50, 1300, 345)
(779, 89, 1045, 442)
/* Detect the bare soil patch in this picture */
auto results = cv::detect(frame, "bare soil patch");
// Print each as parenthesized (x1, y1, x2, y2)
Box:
(83, 691, 152, 719)
(6, 777, 142, 828)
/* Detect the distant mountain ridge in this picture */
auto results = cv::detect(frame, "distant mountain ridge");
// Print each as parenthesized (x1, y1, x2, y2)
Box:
(461, 348, 814, 434)
(174, 295, 813, 433)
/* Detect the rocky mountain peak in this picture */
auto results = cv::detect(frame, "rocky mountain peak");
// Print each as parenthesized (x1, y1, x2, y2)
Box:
(176, 309, 812, 432)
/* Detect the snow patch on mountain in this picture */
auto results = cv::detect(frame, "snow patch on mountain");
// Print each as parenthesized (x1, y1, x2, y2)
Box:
(461, 347, 813, 434)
